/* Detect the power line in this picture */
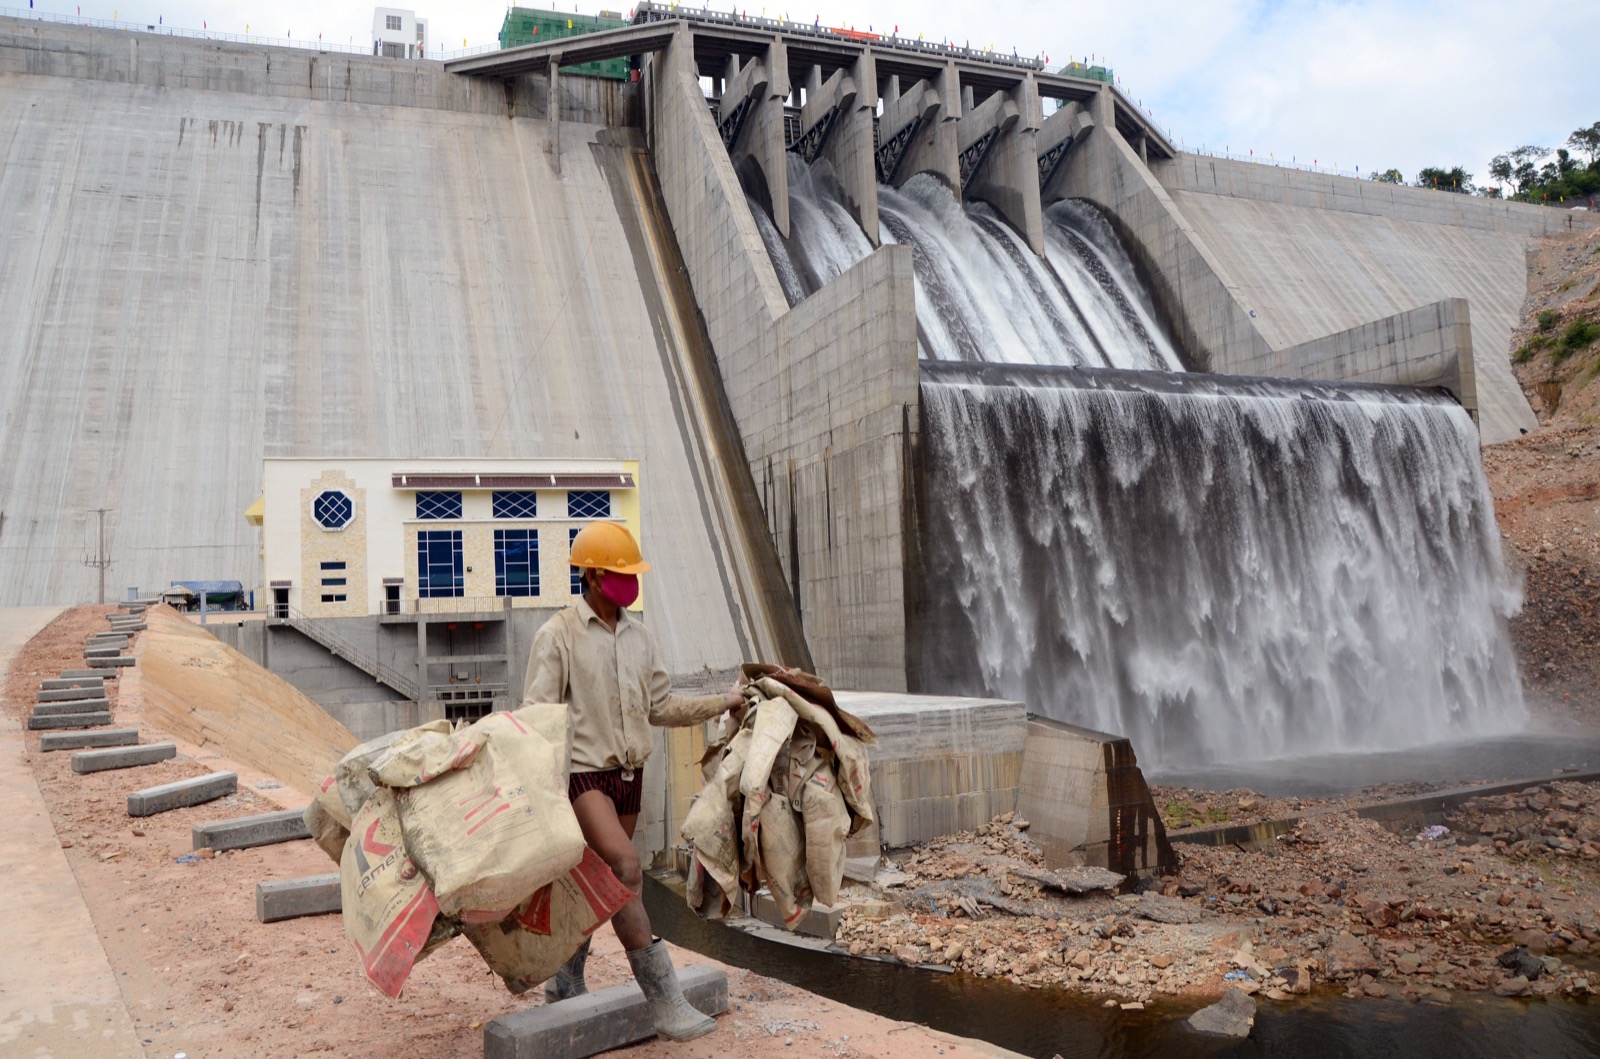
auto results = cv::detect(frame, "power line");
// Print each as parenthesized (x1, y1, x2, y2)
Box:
(81, 507, 112, 605)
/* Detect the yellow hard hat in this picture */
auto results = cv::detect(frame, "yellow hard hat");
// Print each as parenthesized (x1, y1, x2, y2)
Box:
(569, 522, 651, 575)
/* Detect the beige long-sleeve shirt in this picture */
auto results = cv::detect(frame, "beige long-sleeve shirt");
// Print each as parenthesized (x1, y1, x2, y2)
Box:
(522, 598, 729, 774)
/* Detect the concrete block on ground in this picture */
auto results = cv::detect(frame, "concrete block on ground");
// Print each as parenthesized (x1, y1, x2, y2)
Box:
(40, 729, 140, 751)
(483, 964, 728, 1059)
(33, 698, 110, 716)
(38, 685, 107, 702)
(88, 656, 136, 668)
(255, 874, 341, 922)
(194, 809, 312, 851)
(61, 668, 115, 679)
(28, 711, 113, 730)
(750, 893, 843, 938)
(72, 743, 177, 773)
(83, 646, 123, 658)
(127, 772, 237, 816)
(40, 676, 105, 691)
(87, 635, 131, 646)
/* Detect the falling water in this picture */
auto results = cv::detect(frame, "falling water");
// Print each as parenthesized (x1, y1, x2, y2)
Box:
(914, 363, 1526, 767)
(750, 157, 1182, 370)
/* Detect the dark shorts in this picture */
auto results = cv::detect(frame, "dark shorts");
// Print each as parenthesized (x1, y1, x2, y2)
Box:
(568, 767, 643, 816)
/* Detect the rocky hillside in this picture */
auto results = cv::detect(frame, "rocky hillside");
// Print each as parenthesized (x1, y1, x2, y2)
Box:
(1511, 224, 1600, 425)
(1484, 222, 1600, 724)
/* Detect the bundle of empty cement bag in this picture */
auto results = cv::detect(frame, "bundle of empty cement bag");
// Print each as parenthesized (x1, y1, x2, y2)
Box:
(682, 666, 877, 929)
(303, 704, 635, 999)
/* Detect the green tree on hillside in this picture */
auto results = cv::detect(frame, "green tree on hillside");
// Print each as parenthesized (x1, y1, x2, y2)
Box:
(1417, 166, 1472, 193)
(1567, 122, 1600, 167)
(1371, 168, 1404, 184)
(1489, 145, 1550, 196)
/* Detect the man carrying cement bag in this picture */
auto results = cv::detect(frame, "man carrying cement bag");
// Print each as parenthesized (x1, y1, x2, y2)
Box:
(523, 521, 742, 1043)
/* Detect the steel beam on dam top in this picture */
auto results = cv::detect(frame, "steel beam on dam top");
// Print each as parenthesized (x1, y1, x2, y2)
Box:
(447, 8, 1178, 263)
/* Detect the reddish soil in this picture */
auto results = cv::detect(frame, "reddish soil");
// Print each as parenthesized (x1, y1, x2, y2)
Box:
(5, 608, 1007, 1059)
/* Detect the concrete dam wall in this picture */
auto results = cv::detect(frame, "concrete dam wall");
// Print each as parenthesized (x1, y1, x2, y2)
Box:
(6, 13, 1597, 728)
(0, 17, 808, 677)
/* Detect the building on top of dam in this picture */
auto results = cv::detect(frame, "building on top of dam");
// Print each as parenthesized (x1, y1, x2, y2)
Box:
(371, 6, 428, 59)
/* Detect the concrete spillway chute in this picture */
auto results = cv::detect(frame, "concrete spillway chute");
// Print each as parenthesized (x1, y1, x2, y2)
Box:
(718, 36, 791, 237)
(794, 54, 880, 246)
(883, 60, 961, 192)
(960, 74, 1045, 255)
(1037, 101, 1094, 205)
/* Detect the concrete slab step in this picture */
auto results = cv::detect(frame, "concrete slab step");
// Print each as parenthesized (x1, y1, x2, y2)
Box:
(40, 729, 141, 752)
(255, 875, 340, 922)
(61, 668, 115, 679)
(83, 646, 123, 658)
(87, 635, 131, 645)
(28, 712, 113, 730)
(37, 686, 107, 702)
(483, 964, 728, 1059)
(127, 772, 237, 816)
(72, 743, 177, 774)
(33, 699, 110, 717)
(87, 656, 135, 668)
(39, 677, 105, 691)
(194, 808, 312, 851)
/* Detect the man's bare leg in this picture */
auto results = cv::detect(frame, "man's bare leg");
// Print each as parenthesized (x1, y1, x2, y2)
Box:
(572, 789, 651, 951)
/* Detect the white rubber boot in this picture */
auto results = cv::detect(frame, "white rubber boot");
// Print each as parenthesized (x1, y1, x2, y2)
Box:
(544, 937, 591, 1003)
(626, 939, 717, 1042)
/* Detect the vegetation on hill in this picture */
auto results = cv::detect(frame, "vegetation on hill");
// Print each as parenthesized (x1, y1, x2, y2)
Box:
(1370, 119, 1599, 205)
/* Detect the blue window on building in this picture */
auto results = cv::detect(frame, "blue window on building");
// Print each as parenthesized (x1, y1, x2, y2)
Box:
(492, 491, 539, 519)
(320, 561, 346, 570)
(495, 529, 539, 597)
(313, 490, 353, 529)
(570, 528, 583, 595)
(567, 490, 611, 519)
(321, 578, 347, 587)
(416, 491, 462, 520)
(417, 530, 463, 597)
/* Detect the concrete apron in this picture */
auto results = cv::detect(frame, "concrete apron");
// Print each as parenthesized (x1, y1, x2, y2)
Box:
(0, 607, 143, 1058)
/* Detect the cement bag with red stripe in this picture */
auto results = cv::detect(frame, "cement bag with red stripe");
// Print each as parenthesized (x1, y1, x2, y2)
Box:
(370, 704, 584, 921)
(340, 787, 443, 999)
(463, 847, 638, 994)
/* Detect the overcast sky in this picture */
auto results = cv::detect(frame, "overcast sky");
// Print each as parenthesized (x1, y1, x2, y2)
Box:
(24, 0, 1600, 189)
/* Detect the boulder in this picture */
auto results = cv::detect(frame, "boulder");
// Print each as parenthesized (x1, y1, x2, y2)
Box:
(1496, 946, 1544, 980)
(1186, 988, 1256, 1038)
(1133, 893, 1201, 925)
(1324, 934, 1381, 979)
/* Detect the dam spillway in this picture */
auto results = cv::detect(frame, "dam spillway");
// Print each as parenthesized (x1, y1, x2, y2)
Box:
(753, 158, 1182, 370)
(913, 364, 1526, 766)
(3, 9, 1594, 721)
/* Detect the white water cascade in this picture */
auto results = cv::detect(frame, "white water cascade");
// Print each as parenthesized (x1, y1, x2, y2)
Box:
(750, 157, 1183, 370)
(915, 364, 1526, 767)
(746, 156, 1525, 767)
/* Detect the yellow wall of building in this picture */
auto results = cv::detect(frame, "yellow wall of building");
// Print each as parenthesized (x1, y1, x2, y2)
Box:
(299, 471, 369, 618)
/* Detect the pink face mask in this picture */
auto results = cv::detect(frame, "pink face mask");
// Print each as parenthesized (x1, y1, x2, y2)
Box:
(599, 572, 640, 609)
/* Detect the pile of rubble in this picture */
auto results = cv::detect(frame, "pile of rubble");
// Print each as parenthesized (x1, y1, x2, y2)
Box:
(836, 784, 1600, 1006)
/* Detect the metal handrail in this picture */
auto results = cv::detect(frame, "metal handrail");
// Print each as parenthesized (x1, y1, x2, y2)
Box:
(387, 595, 518, 616)
(278, 604, 420, 701)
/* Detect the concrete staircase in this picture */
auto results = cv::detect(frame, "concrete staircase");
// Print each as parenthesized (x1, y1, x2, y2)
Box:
(277, 607, 419, 702)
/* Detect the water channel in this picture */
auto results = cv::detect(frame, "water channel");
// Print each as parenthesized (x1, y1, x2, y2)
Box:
(647, 876, 1600, 1058)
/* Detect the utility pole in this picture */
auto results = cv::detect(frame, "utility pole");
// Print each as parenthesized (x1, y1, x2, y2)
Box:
(82, 508, 112, 604)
